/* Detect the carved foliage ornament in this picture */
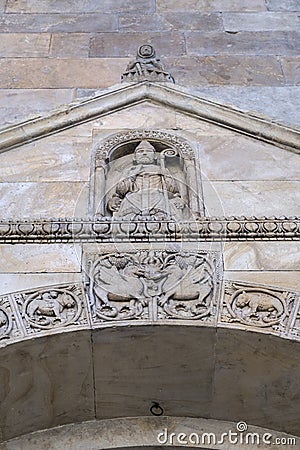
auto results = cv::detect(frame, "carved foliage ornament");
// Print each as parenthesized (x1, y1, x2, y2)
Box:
(0, 300, 13, 340)
(94, 130, 195, 165)
(86, 250, 220, 322)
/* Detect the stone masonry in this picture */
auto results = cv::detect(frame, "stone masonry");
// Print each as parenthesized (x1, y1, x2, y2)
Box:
(0, 0, 299, 127)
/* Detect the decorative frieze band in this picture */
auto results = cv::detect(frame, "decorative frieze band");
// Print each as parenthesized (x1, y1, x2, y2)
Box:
(0, 283, 88, 344)
(0, 259, 299, 346)
(0, 217, 299, 243)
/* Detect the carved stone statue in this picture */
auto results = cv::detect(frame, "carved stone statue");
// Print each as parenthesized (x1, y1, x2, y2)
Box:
(121, 44, 175, 83)
(107, 140, 187, 220)
(92, 130, 204, 219)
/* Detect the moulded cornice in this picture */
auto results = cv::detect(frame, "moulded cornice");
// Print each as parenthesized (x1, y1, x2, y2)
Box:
(0, 217, 299, 243)
(0, 81, 299, 154)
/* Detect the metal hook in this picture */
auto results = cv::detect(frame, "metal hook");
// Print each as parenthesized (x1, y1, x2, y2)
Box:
(150, 401, 164, 416)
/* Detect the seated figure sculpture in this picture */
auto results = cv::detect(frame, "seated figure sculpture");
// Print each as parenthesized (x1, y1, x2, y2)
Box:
(107, 140, 187, 220)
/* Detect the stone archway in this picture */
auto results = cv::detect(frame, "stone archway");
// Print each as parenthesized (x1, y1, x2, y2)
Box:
(1, 417, 298, 449)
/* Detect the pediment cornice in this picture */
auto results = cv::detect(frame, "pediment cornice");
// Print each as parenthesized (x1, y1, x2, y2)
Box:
(0, 81, 299, 154)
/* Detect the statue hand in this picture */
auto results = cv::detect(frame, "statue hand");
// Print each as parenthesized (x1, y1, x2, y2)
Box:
(172, 195, 185, 209)
(108, 195, 122, 212)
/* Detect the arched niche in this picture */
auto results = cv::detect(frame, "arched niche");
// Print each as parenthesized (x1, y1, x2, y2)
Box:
(89, 130, 204, 220)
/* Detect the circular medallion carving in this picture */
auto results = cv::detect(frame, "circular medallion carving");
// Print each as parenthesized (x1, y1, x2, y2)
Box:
(227, 288, 286, 327)
(23, 289, 82, 330)
(0, 306, 12, 338)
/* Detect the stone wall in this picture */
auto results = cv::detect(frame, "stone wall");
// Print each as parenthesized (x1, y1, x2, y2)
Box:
(0, 0, 299, 127)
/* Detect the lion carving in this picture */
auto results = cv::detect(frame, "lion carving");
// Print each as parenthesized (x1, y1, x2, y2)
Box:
(235, 291, 284, 322)
(26, 291, 74, 321)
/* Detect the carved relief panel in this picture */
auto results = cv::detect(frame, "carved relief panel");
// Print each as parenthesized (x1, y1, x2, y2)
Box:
(221, 281, 298, 336)
(0, 295, 21, 343)
(0, 278, 299, 345)
(90, 130, 204, 220)
(0, 284, 88, 346)
(85, 249, 221, 324)
(15, 285, 86, 333)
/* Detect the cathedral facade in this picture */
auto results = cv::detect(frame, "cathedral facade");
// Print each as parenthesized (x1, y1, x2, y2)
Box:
(0, 2, 299, 449)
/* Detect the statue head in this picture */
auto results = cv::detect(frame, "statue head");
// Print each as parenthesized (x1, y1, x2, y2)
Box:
(137, 44, 155, 59)
(133, 140, 157, 165)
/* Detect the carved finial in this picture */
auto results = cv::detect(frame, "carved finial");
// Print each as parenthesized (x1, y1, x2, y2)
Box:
(121, 44, 175, 84)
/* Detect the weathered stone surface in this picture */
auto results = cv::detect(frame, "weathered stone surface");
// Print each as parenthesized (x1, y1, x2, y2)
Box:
(0, 0, 5, 12)
(224, 242, 300, 271)
(0, 13, 118, 33)
(281, 57, 300, 85)
(197, 135, 300, 180)
(0, 89, 74, 128)
(157, 0, 267, 12)
(2, 417, 299, 450)
(0, 135, 91, 182)
(90, 32, 185, 58)
(266, 0, 300, 11)
(0, 326, 299, 442)
(1, 84, 297, 158)
(223, 12, 300, 31)
(225, 271, 300, 291)
(0, 332, 94, 441)
(91, 104, 241, 133)
(93, 326, 216, 419)
(0, 58, 128, 88)
(0, 244, 81, 273)
(164, 12, 223, 31)
(54, 122, 93, 138)
(0, 182, 88, 218)
(202, 180, 300, 216)
(175, 112, 236, 133)
(213, 330, 300, 434)
(192, 86, 300, 127)
(186, 31, 300, 56)
(119, 12, 222, 32)
(6, 0, 155, 13)
(119, 13, 172, 32)
(0, 33, 50, 57)
(164, 56, 284, 86)
(50, 34, 90, 58)
(74, 87, 298, 135)
(0, 273, 82, 295)
(92, 104, 177, 129)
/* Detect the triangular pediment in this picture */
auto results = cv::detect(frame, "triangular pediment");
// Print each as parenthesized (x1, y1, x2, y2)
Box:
(0, 81, 299, 154)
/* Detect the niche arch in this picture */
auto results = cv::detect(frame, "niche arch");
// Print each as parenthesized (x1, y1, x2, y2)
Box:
(89, 130, 204, 219)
